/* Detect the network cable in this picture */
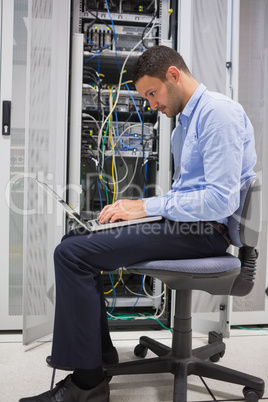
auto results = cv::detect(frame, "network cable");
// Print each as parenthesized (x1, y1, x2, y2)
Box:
(103, 1, 143, 125)
(104, 267, 169, 326)
(82, 5, 157, 199)
(83, 35, 101, 72)
(97, 177, 103, 210)
(114, 111, 142, 149)
(82, 0, 166, 325)
(142, 275, 165, 300)
(83, 22, 157, 200)
(129, 275, 145, 311)
(97, 1, 159, 149)
(104, 268, 123, 295)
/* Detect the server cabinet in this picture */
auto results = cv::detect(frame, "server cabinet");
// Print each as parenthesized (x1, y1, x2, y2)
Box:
(0, 0, 70, 344)
(68, 0, 176, 325)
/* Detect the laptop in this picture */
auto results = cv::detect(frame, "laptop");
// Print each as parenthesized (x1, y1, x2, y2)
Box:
(36, 180, 162, 232)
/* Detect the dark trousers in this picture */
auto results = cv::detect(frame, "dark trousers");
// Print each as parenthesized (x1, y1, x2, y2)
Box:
(51, 219, 229, 369)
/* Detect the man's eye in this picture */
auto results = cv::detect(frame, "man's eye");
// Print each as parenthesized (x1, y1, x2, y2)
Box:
(149, 92, 155, 97)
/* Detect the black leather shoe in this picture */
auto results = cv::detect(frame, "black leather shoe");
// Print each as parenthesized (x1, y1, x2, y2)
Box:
(18, 375, 109, 402)
(46, 347, 119, 371)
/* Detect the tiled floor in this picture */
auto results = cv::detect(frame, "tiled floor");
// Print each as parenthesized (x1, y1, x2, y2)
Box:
(1, 329, 267, 402)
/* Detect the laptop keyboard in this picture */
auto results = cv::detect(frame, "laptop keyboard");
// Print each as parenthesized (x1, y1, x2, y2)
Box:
(86, 218, 100, 227)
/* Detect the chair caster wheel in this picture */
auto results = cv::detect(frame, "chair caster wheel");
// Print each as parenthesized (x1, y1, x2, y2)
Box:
(209, 350, 225, 362)
(243, 387, 264, 402)
(134, 344, 148, 358)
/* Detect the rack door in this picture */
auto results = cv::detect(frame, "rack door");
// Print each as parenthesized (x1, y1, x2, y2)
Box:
(0, 0, 71, 345)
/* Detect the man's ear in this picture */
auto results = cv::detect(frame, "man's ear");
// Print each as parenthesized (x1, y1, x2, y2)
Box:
(166, 66, 180, 82)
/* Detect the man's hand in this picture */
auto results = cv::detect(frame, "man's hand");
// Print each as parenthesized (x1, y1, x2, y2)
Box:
(98, 199, 146, 224)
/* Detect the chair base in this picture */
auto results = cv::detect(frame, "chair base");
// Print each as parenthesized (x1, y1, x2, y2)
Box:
(104, 335, 264, 402)
(104, 289, 265, 402)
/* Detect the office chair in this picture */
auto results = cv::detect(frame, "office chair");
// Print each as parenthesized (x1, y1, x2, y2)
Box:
(104, 177, 265, 402)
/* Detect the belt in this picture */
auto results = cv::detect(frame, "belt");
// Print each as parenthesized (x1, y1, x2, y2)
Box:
(207, 221, 231, 246)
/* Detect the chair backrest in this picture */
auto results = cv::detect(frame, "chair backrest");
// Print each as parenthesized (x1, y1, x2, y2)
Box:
(228, 177, 261, 248)
(228, 176, 262, 296)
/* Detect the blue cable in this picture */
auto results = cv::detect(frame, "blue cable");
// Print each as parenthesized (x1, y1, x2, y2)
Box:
(97, 178, 103, 210)
(127, 137, 142, 148)
(125, 82, 143, 125)
(104, 135, 142, 160)
(114, 109, 142, 148)
(105, 0, 143, 125)
(84, 44, 110, 60)
(129, 275, 144, 311)
(84, 35, 101, 72)
(84, 34, 94, 46)
(115, 108, 119, 137)
(105, 1, 121, 71)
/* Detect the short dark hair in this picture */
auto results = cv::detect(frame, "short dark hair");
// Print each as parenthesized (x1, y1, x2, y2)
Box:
(133, 45, 191, 84)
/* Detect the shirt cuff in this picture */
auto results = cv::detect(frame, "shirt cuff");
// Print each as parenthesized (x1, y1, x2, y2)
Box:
(144, 196, 164, 216)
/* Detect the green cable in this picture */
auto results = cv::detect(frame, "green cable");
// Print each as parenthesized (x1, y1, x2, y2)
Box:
(101, 171, 109, 205)
(143, 313, 173, 331)
(233, 325, 268, 331)
(107, 312, 172, 332)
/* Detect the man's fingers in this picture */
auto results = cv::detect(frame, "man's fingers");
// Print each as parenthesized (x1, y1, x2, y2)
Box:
(99, 203, 119, 223)
(99, 199, 146, 223)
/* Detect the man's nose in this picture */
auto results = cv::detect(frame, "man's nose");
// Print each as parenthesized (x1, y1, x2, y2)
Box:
(149, 100, 158, 111)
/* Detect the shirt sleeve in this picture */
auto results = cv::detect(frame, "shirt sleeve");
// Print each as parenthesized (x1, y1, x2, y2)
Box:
(144, 100, 256, 222)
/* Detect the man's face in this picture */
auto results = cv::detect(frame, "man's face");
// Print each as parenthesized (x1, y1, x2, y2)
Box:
(135, 74, 183, 118)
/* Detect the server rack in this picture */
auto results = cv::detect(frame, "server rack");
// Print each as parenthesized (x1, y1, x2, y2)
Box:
(68, 0, 177, 328)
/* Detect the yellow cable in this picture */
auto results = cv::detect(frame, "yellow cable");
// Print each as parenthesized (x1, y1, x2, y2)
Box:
(104, 268, 123, 294)
(109, 88, 116, 203)
(117, 80, 133, 89)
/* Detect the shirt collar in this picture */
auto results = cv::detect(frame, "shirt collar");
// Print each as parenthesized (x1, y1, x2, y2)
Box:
(179, 83, 207, 121)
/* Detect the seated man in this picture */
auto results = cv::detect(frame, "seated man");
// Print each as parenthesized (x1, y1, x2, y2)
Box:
(19, 45, 256, 402)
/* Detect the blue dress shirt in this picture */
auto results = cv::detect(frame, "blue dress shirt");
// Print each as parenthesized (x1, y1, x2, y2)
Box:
(144, 84, 257, 226)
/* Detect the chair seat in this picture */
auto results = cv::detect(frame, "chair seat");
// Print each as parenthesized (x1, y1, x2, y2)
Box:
(127, 252, 240, 274)
(127, 253, 241, 294)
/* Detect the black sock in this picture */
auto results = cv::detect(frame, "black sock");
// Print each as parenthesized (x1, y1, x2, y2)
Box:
(72, 366, 105, 390)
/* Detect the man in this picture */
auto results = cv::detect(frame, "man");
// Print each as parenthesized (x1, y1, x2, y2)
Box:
(19, 45, 256, 401)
